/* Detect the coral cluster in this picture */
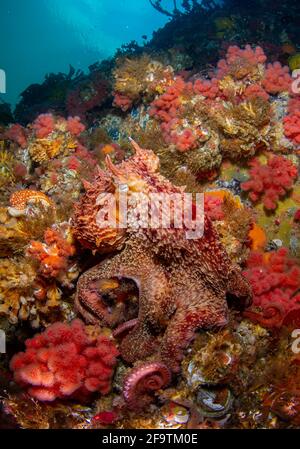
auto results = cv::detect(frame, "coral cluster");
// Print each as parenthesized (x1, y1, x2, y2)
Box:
(241, 155, 298, 210)
(10, 319, 119, 401)
(284, 110, 300, 145)
(113, 54, 174, 111)
(243, 248, 300, 327)
(138, 45, 297, 186)
(26, 227, 76, 281)
(28, 114, 85, 163)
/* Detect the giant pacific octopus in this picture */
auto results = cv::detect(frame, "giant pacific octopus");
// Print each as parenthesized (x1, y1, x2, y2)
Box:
(72, 139, 252, 408)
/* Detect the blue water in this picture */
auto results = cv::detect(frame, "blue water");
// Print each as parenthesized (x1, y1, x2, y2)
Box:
(0, 0, 171, 106)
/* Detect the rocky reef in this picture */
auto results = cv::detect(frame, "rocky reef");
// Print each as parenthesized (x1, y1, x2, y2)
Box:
(1, 1, 300, 430)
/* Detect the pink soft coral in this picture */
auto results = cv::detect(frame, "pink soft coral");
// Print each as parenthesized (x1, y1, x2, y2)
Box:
(150, 78, 196, 151)
(241, 155, 298, 210)
(5, 124, 27, 148)
(243, 249, 300, 326)
(112, 92, 133, 112)
(262, 62, 292, 94)
(216, 45, 267, 79)
(149, 77, 188, 121)
(243, 83, 269, 101)
(283, 110, 300, 144)
(10, 319, 119, 401)
(160, 121, 198, 151)
(32, 113, 55, 139)
(193, 78, 220, 99)
(288, 97, 300, 114)
(67, 116, 86, 136)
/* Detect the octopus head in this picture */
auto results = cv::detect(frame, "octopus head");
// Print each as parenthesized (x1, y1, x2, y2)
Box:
(72, 139, 160, 253)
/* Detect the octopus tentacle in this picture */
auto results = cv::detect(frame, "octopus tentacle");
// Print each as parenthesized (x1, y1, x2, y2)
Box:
(75, 252, 138, 327)
(113, 318, 138, 338)
(123, 362, 171, 410)
(244, 303, 285, 328)
(119, 263, 172, 363)
(160, 291, 228, 373)
(119, 322, 159, 363)
(76, 243, 172, 363)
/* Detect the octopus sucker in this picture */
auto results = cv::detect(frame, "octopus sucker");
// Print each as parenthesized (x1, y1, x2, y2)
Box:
(123, 362, 172, 410)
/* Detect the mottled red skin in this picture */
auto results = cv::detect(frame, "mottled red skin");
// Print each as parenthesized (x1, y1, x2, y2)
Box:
(73, 140, 252, 373)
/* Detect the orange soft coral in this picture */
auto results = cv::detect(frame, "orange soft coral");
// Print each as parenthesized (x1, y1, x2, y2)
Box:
(27, 227, 75, 278)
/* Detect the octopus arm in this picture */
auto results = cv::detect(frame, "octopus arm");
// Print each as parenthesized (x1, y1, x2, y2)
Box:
(160, 288, 229, 373)
(75, 242, 173, 364)
(226, 265, 253, 310)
